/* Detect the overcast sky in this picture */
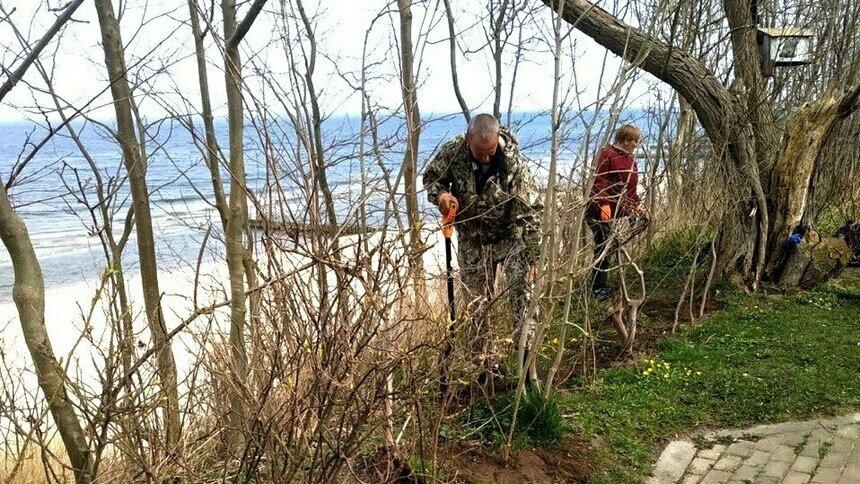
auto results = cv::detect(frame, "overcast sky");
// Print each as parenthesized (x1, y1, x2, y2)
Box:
(0, 0, 656, 123)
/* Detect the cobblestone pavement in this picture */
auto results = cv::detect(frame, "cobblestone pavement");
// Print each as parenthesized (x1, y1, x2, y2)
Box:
(649, 413, 860, 483)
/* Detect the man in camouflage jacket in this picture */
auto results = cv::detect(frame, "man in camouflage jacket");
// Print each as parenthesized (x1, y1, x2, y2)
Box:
(422, 114, 543, 371)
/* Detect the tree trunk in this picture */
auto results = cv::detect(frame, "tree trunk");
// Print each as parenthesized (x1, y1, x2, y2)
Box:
(0, 185, 92, 483)
(189, 0, 262, 399)
(93, 0, 182, 449)
(188, 0, 229, 229)
(397, 0, 426, 297)
(767, 93, 842, 270)
(219, 0, 268, 450)
(491, 0, 511, 120)
(667, 96, 694, 205)
(222, 0, 249, 450)
(541, 0, 768, 287)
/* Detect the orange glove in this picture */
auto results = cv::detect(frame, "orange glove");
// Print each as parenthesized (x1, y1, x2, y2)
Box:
(599, 204, 612, 221)
(442, 204, 457, 238)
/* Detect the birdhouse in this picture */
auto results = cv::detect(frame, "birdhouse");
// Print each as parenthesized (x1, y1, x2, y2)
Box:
(758, 27, 814, 77)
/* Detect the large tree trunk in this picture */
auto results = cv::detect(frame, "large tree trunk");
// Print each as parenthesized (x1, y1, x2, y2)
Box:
(0, 185, 92, 482)
(93, 0, 182, 449)
(768, 86, 860, 275)
(397, 0, 426, 297)
(767, 93, 842, 270)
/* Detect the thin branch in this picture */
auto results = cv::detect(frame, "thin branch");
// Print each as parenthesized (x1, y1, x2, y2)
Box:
(0, 0, 85, 102)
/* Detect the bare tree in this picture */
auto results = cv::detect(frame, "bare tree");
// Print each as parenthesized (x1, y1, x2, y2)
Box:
(0, 3, 92, 480)
(0, 188, 93, 484)
(541, 0, 860, 289)
(441, 0, 471, 122)
(220, 0, 269, 450)
(396, 0, 426, 298)
(93, 0, 182, 449)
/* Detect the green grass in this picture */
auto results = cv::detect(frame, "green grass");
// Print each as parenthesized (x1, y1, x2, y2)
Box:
(457, 387, 568, 449)
(517, 388, 566, 445)
(556, 270, 860, 483)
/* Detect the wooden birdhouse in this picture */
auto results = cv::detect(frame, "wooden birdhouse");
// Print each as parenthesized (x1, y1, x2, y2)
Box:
(758, 27, 814, 77)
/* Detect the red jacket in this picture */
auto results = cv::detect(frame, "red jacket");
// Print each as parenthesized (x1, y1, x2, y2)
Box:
(587, 145, 640, 219)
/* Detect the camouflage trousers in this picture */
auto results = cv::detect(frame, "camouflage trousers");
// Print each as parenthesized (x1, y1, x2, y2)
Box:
(458, 235, 535, 370)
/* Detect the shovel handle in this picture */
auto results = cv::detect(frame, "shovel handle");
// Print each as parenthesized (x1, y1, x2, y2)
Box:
(442, 204, 457, 238)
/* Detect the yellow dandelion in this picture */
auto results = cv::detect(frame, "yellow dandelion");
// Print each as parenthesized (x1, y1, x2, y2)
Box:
(696, 371, 702, 376)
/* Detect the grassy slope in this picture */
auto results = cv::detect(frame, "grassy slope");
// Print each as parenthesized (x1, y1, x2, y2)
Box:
(558, 269, 860, 483)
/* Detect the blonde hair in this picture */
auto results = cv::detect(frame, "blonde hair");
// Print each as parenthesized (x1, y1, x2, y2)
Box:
(614, 124, 641, 143)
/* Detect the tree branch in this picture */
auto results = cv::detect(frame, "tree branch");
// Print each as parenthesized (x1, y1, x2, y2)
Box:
(227, 0, 268, 49)
(0, 0, 85, 102)
(538, 0, 733, 143)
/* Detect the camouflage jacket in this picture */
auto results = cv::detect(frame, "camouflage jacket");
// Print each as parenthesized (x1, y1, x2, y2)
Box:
(422, 126, 543, 261)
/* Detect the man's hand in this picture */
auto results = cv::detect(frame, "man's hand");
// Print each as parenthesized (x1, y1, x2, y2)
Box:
(438, 192, 459, 216)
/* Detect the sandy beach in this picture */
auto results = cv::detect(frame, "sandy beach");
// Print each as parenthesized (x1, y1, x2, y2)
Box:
(0, 227, 454, 399)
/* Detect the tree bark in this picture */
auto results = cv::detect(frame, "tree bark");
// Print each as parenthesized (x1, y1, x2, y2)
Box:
(0, 185, 92, 482)
(767, 94, 841, 268)
(220, 0, 267, 450)
(397, 0, 426, 295)
(667, 95, 694, 205)
(188, 0, 229, 229)
(491, 0, 512, 120)
(222, 0, 250, 449)
(93, 0, 182, 449)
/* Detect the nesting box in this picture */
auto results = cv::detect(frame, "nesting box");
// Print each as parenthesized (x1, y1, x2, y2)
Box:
(758, 27, 814, 77)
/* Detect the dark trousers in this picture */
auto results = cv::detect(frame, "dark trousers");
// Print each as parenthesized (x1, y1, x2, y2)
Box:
(586, 217, 611, 291)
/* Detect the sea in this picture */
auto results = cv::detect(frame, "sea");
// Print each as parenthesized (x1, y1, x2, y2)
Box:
(0, 111, 647, 300)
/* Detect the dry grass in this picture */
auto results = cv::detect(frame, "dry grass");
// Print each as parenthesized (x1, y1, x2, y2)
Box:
(1, 442, 72, 483)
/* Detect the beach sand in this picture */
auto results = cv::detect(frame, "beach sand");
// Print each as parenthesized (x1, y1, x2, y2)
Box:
(0, 227, 453, 395)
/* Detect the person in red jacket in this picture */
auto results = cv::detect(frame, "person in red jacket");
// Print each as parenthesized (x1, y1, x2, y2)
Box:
(586, 124, 643, 301)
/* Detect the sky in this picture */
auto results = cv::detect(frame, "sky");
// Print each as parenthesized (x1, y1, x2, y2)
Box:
(0, 0, 657, 124)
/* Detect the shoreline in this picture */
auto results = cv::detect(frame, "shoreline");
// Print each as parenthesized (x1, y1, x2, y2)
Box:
(0, 226, 451, 393)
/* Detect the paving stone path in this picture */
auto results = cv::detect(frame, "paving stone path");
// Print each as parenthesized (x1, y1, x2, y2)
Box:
(649, 413, 860, 483)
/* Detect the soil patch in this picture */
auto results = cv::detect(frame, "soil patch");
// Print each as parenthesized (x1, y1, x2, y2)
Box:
(441, 435, 591, 483)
